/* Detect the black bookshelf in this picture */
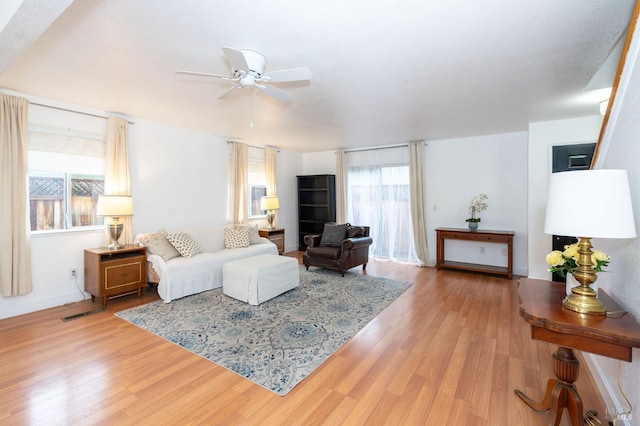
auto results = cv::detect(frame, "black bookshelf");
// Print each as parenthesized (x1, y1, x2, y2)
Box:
(297, 174, 336, 250)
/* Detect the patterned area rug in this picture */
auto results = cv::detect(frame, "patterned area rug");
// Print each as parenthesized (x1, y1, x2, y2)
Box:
(115, 267, 411, 395)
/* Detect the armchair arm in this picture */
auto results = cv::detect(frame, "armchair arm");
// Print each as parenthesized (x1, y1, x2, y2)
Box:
(342, 236, 373, 251)
(304, 233, 322, 248)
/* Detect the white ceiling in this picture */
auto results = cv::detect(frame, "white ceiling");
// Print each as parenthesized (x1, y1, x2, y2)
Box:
(0, 0, 634, 152)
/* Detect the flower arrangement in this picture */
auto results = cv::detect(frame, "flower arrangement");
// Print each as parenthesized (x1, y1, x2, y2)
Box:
(466, 193, 488, 223)
(545, 243, 610, 278)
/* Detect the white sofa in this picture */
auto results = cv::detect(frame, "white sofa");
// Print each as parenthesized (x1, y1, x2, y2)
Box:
(136, 225, 279, 303)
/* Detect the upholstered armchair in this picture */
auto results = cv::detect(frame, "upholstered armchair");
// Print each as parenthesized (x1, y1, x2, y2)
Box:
(303, 223, 372, 276)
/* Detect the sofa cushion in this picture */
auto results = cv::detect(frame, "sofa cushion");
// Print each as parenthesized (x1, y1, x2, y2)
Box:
(306, 245, 342, 259)
(166, 232, 201, 258)
(136, 229, 180, 262)
(320, 223, 347, 247)
(224, 227, 250, 249)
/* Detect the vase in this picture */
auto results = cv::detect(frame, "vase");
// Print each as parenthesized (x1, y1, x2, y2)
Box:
(468, 221, 478, 231)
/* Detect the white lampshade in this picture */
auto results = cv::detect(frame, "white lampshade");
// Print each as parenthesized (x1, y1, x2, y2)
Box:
(96, 195, 134, 217)
(261, 196, 280, 211)
(544, 170, 636, 238)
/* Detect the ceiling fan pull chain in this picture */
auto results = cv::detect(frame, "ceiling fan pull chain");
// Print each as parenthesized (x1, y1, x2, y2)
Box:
(250, 86, 254, 128)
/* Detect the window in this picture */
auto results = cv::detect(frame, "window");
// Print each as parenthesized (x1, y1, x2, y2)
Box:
(248, 146, 266, 218)
(347, 147, 417, 263)
(28, 128, 105, 231)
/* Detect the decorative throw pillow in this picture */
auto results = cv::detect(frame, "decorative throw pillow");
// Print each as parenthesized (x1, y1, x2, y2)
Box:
(346, 226, 365, 239)
(136, 229, 180, 261)
(320, 223, 348, 247)
(166, 232, 201, 258)
(224, 227, 250, 249)
(229, 224, 262, 245)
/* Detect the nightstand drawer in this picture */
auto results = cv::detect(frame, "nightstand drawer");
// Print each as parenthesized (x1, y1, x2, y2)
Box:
(104, 261, 143, 290)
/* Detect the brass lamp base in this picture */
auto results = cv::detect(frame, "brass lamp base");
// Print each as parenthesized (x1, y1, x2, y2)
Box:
(106, 219, 124, 251)
(562, 285, 606, 315)
(266, 211, 276, 231)
(561, 236, 606, 316)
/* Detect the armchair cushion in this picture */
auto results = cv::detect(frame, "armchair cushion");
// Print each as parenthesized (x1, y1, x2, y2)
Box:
(306, 245, 341, 260)
(319, 223, 348, 247)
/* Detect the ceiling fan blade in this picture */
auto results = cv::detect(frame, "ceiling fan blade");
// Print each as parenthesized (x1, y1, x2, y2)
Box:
(257, 85, 293, 103)
(222, 46, 249, 73)
(261, 67, 312, 83)
(219, 85, 243, 100)
(175, 69, 234, 80)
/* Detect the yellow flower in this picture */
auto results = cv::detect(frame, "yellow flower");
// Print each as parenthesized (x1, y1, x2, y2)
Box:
(546, 250, 565, 267)
(592, 250, 610, 263)
(563, 243, 579, 261)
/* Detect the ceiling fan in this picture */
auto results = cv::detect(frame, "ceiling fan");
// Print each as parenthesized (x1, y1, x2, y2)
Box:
(175, 46, 311, 103)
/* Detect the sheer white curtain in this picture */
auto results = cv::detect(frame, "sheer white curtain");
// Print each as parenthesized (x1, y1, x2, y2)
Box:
(104, 116, 133, 245)
(0, 94, 32, 296)
(347, 146, 418, 263)
(229, 141, 248, 224)
(409, 141, 433, 266)
(335, 149, 348, 223)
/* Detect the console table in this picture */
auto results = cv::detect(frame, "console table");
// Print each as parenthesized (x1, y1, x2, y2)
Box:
(435, 227, 514, 279)
(515, 279, 640, 425)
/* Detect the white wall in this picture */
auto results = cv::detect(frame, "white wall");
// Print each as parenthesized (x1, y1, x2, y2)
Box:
(301, 132, 529, 275)
(585, 18, 640, 423)
(0, 95, 301, 319)
(527, 115, 604, 279)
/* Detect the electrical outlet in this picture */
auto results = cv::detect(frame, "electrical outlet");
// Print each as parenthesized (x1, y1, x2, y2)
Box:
(69, 268, 78, 279)
(479, 246, 486, 255)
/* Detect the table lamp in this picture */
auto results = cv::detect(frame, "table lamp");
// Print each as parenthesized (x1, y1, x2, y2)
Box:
(544, 169, 636, 315)
(261, 196, 279, 230)
(97, 195, 134, 250)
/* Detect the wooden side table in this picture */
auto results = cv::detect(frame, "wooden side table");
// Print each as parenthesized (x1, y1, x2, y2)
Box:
(435, 227, 514, 278)
(84, 245, 147, 307)
(515, 278, 640, 425)
(259, 228, 285, 254)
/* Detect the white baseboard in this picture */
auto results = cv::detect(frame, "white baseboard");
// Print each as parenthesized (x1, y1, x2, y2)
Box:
(583, 353, 633, 425)
(0, 290, 89, 320)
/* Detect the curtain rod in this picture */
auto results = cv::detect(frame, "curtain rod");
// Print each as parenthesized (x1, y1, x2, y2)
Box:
(226, 140, 280, 152)
(342, 140, 426, 154)
(29, 102, 134, 125)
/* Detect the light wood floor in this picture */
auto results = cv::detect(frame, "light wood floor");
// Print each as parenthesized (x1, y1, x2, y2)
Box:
(0, 253, 606, 425)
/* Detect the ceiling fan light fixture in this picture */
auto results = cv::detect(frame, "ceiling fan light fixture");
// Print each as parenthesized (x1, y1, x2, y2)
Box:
(238, 49, 266, 77)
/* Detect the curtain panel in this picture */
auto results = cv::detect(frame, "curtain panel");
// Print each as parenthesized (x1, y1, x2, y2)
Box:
(104, 116, 133, 245)
(229, 141, 248, 224)
(0, 94, 32, 297)
(335, 149, 348, 224)
(408, 141, 433, 266)
(265, 145, 278, 227)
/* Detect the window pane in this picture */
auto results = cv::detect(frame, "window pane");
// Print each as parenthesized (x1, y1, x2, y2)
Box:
(70, 175, 104, 227)
(249, 184, 267, 217)
(29, 172, 65, 231)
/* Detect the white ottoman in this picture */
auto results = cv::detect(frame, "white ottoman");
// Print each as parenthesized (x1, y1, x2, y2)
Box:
(223, 254, 300, 305)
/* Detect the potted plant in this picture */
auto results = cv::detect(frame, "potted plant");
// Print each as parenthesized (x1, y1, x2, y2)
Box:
(465, 193, 488, 230)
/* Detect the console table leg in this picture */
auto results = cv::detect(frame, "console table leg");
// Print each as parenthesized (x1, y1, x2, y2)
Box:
(514, 346, 584, 426)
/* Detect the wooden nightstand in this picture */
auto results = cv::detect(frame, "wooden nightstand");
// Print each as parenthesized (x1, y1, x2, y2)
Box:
(259, 228, 285, 254)
(84, 245, 147, 307)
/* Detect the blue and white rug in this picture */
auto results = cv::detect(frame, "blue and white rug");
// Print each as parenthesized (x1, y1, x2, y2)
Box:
(115, 266, 412, 395)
